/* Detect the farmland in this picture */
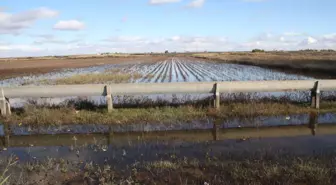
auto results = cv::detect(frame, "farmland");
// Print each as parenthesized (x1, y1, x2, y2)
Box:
(135, 57, 311, 83)
(192, 51, 336, 78)
(1, 54, 336, 185)
(0, 57, 312, 87)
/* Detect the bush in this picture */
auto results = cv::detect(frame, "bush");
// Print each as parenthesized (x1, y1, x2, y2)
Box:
(320, 49, 335, 52)
(252, 49, 265, 53)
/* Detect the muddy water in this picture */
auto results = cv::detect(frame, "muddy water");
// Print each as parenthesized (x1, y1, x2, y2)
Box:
(1, 112, 336, 166)
(1, 112, 335, 136)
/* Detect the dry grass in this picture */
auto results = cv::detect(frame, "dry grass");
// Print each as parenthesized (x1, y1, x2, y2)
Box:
(44, 72, 143, 85)
(192, 51, 336, 78)
(2, 154, 335, 185)
(81, 155, 336, 185)
(193, 51, 336, 63)
(0, 56, 168, 80)
(0, 157, 17, 185)
(2, 100, 335, 126)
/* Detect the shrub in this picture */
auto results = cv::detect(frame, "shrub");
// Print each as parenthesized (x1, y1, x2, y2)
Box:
(252, 49, 265, 53)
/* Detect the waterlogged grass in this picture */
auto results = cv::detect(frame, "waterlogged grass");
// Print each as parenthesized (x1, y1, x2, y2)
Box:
(0, 157, 17, 185)
(38, 71, 144, 85)
(2, 154, 336, 185)
(2, 101, 335, 125)
(53, 72, 143, 84)
(133, 157, 336, 185)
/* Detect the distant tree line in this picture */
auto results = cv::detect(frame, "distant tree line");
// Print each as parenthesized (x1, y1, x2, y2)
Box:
(299, 49, 335, 52)
(251, 49, 335, 53)
(251, 49, 265, 53)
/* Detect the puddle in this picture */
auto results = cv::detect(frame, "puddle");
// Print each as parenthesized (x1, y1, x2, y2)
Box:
(1, 112, 336, 165)
(1, 133, 336, 167)
(2, 112, 336, 135)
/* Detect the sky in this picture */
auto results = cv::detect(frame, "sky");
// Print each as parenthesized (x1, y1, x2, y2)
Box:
(0, 0, 335, 57)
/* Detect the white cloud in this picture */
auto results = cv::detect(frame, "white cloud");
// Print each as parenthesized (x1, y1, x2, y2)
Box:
(0, 43, 42, 52)
(307, 37, 318, 44)
(0, 7, 58, 34)
(53, 20, 85, 31)
(299, 36, 318, 45)
(187, 0, 205, 8)
(149, 0, 181, 5)
(2, 32, 336, 57)
(322, 33, 336, 43)
(104, 36, 146, 43)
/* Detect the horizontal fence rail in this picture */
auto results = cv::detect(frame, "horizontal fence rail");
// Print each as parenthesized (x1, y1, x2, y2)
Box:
(1, 80, 335, 115)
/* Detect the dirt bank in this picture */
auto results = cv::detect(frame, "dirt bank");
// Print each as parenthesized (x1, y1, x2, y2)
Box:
(0, 56, 167, 80)
(192, 51, 336, 78)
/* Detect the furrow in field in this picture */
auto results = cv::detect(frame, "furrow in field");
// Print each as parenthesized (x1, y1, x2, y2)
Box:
(161, 59, 171, 83)
(154, 60, 168, 83)
(186, 61, 217, 81)
(181, 60, 208, 81)
(196, 61, 235, 81)
(176, 59, 192, 79)
(174, 60, 188, 81)
(178, 59, 202, 82)
(172, 58, 180, 82)
(186, 62, 220, 81)
(177, 59, 197, 81)
(169, 58, 174, 82)
(139, 61, 165, 83)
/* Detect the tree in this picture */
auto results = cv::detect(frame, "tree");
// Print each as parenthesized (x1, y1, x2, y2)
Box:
(252, 49, 265, 53)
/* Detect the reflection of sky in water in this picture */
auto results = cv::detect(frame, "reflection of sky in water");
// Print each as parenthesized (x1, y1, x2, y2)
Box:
(1, 135, 336, 166)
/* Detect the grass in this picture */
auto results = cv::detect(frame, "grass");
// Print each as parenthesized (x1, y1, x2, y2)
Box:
(2, 153, 336, 185)
(0, 157, 17, 185)
(41, 72, 143, 85)
(191, 51, 336, 78)
(2, 96, 336, 126)
(134, 158, 336, 185)
(146, 160, 178, 170)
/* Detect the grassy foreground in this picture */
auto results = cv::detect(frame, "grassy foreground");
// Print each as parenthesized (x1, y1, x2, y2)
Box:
(1, 152, 336, 185)
(2, 100, 336, 125)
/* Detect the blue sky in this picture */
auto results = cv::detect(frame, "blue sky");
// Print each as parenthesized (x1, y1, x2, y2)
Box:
(0, 0, 335, 57)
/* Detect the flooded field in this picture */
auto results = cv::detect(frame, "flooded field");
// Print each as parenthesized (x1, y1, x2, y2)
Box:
(0, 57, 324, 108)
(0, 57, 313, 87)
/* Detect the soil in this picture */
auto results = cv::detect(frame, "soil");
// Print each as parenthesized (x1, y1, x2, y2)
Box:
(192, 51, 336, 79)
(0, 56, 167, 80)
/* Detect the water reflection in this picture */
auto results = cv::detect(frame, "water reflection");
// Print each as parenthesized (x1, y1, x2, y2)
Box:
(3, 112, 336, 136)
(1, 112, 336, 165)
(0, 111, 332, 148)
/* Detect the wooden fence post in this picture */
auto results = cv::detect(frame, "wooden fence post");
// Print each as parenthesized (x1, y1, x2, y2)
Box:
(311, 81, 320, 109)
(213, 83, 220, 109)
(5, 97, 11, 116)
(105, 85, 113, 112)
(0, 88, 6, 116)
